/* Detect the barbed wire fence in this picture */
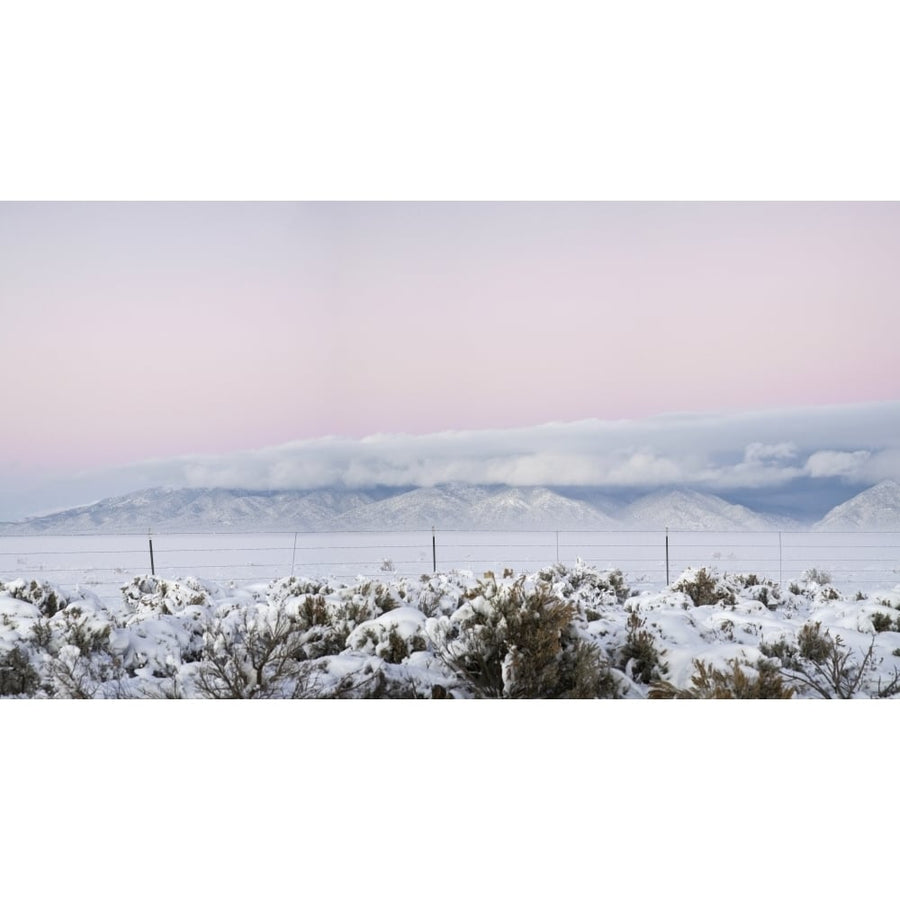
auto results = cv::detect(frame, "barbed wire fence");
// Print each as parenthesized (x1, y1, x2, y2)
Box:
(1, 529, 898, 596)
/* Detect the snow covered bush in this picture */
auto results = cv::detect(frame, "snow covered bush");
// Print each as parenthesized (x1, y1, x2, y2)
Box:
(649, 657, 795, 699)
(786, 570, 842, 603)
(759, 623, 900, 699)
(116, 576, 216, 689)
(802, 568, 832, 587)
(538, 562, 633, 603)
(427, 572, 617, 698)
(0, 646, 40, 696)
(870, 610, 899, 633)
(727, 573, 782, 609)
(34, 600, 129, 698)
(195, 599, 313, 699)
(672, 567, 736, 607)
(669, 568, 785, 612)
(2, 562, 900, 699)
(617, 611, 668, 684)
(407, 572, 468, 617)
(1, 578, 69, 617)
(346, 607, 428, 663)
(121, 574, 216, 618)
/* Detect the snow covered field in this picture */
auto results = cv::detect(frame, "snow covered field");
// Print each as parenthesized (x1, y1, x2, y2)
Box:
(6, 546, 899, 892)
(2, 529, 898, 596)
(3, 557, 900, 700)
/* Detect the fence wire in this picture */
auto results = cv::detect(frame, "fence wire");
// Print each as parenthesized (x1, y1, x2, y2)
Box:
(0, 529, 898, 596)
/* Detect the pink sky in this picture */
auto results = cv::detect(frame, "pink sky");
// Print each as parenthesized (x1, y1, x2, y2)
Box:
(3, 202, 899, 474)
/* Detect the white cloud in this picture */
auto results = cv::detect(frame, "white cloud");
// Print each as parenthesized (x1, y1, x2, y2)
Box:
(744, 442, 798, 464)
(113, 401, 900, 493)
(605, 451, 685, 485)
(860, 449, 900, 482)
(804, 450, 871, 479)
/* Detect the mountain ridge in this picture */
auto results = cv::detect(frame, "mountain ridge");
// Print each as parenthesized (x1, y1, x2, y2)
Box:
(812, 480, 900, 531)
(4, 481, 899, 534)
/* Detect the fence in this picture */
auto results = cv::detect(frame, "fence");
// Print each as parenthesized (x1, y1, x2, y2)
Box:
(1, 529, 898, 596)
(0, 531, 900, 592)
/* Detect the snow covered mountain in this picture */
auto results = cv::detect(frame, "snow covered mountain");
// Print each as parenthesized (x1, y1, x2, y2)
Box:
(5, 481, 899, 534)
(813, 480, 900, 531)
(330, 485, 618, 530)
(1, 487, 389, 534)
(0, 484, 619, 533)
(467, 487, 620, 530)
(331, 485, 495, 530)
(618, 489, 788, 531)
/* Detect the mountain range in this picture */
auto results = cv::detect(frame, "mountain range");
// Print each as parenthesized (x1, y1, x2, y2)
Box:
(2, 480, 899, 534)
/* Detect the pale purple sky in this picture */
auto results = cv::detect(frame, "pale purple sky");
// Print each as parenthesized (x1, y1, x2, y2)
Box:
(2, 202, 900, 516)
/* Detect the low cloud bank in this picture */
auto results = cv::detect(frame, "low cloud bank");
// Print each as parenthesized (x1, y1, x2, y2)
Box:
(124, 401, 900, 493)
(4, 401, 897, 521)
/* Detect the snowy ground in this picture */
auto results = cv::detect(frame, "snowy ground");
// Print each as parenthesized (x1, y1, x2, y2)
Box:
(3, 559, 899, 699)
(6, 557, 898, 894)
(2, 529, 899, 595)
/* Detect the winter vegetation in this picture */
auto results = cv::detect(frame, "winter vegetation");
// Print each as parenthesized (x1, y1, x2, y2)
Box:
(3, 561, 899, 700)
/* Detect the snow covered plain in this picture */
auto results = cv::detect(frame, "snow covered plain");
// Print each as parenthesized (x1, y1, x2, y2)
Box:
(7, 551, 899, 896)
(2, 547, 900, 699)
(2, 528, 898, 594)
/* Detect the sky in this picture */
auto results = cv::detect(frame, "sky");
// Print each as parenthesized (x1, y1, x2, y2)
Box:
(2, 201, 900, 519)
(4, 5, 899, 890)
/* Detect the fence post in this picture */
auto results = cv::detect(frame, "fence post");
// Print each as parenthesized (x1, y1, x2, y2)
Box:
(291, 531, 298, 577)
(148, 530, 156, 576)
(432, 526, 436, 573)
(556, 530, 559, 563)
(665, 527, 669, 586)
(778, 531, 783, 587)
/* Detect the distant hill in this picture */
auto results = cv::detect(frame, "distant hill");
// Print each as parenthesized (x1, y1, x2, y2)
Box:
(618, 489, 791, 531)
(467, 487, 620, 530)
(812, 480, 900, 531)
(3, 481, 900, 534)
(0, 487, 392, 534)
(0, 485, 617, 534)
(330, 485, 495, 530)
